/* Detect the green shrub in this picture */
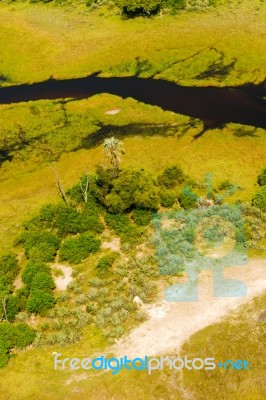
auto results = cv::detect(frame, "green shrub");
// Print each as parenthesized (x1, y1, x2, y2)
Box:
(22, 260, 51, 288)
(90, 166, 117, 206)
(0, 322, 35, 368)
(159, 189, 176, 207)
(132, 209, 153, 226)
(5, 296, 20, 322)
(257, 168, 266, 186)
(52, 205, 104, 236)
(97, 253, 118, 273)
(178, 186, 198, 209)
(0, 253, 19, 283)
(0, 254, 19, 306)
(0, 322, 16, 349)
(218, 179, 234, 191)
(105, 213, 143, 244)
(252, 186, 266, 213)
(19, 231, 59, 262)
(115, 0, 161, 17)
(30, 272, 56, 292)
(13, 323, 36, 349)
(0, 277, 13, 296)
(241, 204, 266, 249)
(25, 203, 103, 237)
(26, 290, 56, 316)
(105, 213, 131, 235)
(158, 164, 185, 189)
(0, 349, 9, 368)
(59, 234, 100, 264)
(6, 291, 28, 322)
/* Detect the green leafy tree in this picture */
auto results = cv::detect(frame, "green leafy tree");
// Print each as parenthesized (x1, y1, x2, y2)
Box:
(106, 168, 159, 213)
(90, 166, 117, 206)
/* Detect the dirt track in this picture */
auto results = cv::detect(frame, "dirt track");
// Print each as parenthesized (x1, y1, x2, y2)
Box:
(112, 259, 266, 358)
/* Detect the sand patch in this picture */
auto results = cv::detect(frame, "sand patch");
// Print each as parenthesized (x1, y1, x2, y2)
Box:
(52, 264, 73, 291)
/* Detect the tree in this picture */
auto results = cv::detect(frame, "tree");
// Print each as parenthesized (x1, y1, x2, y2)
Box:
(103, 137, 124, 174)
(49, 163, 68, 205)
(105, 168, 159, 213)
(115, 0, 160, 17)
(80, 174, 89, 203)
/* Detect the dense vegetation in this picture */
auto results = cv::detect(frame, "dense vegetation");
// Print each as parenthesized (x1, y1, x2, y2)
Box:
(0, 135, 264, 368)
(0, 322, 35, 367)
(4, 0, 218, 16)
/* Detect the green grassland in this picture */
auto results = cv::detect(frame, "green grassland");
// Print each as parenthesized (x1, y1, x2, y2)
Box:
(0, 0, 265, 398)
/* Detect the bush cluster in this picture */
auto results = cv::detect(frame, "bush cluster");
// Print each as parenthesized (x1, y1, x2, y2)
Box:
(258, 168, 266, 187)
(0, 322, 35, 368)
(158, 164, 186, 189)
(105, 213, 143, 244)
(24, 203, 103, 238)
(0, 253, 19, 295)
(59, 234, 101, 264)
(105, 168, 159, 213)
(178, 186, 198, 209)
(115, 0, 187, 17)
(132, 209, 153, 226)
(252, 186, 266, 213)
(20, 260, 56, 316)
(18, 231, 60, 262)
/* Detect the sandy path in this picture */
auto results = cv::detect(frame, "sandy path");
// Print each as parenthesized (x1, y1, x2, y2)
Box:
(112, 259, 266, 358)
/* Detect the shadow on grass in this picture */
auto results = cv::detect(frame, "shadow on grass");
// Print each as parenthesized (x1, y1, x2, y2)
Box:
(80, 120, 199, 150)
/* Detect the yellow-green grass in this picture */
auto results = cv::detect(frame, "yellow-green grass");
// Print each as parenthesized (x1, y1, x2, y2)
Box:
(182, 291, 266, 400)
(0, 0, 265, 86)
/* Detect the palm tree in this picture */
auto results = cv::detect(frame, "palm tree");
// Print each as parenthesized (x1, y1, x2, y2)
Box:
(103, 137, 124, 173)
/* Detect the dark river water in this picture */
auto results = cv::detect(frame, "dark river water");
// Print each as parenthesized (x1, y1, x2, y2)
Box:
(0, 74, 265, 132)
